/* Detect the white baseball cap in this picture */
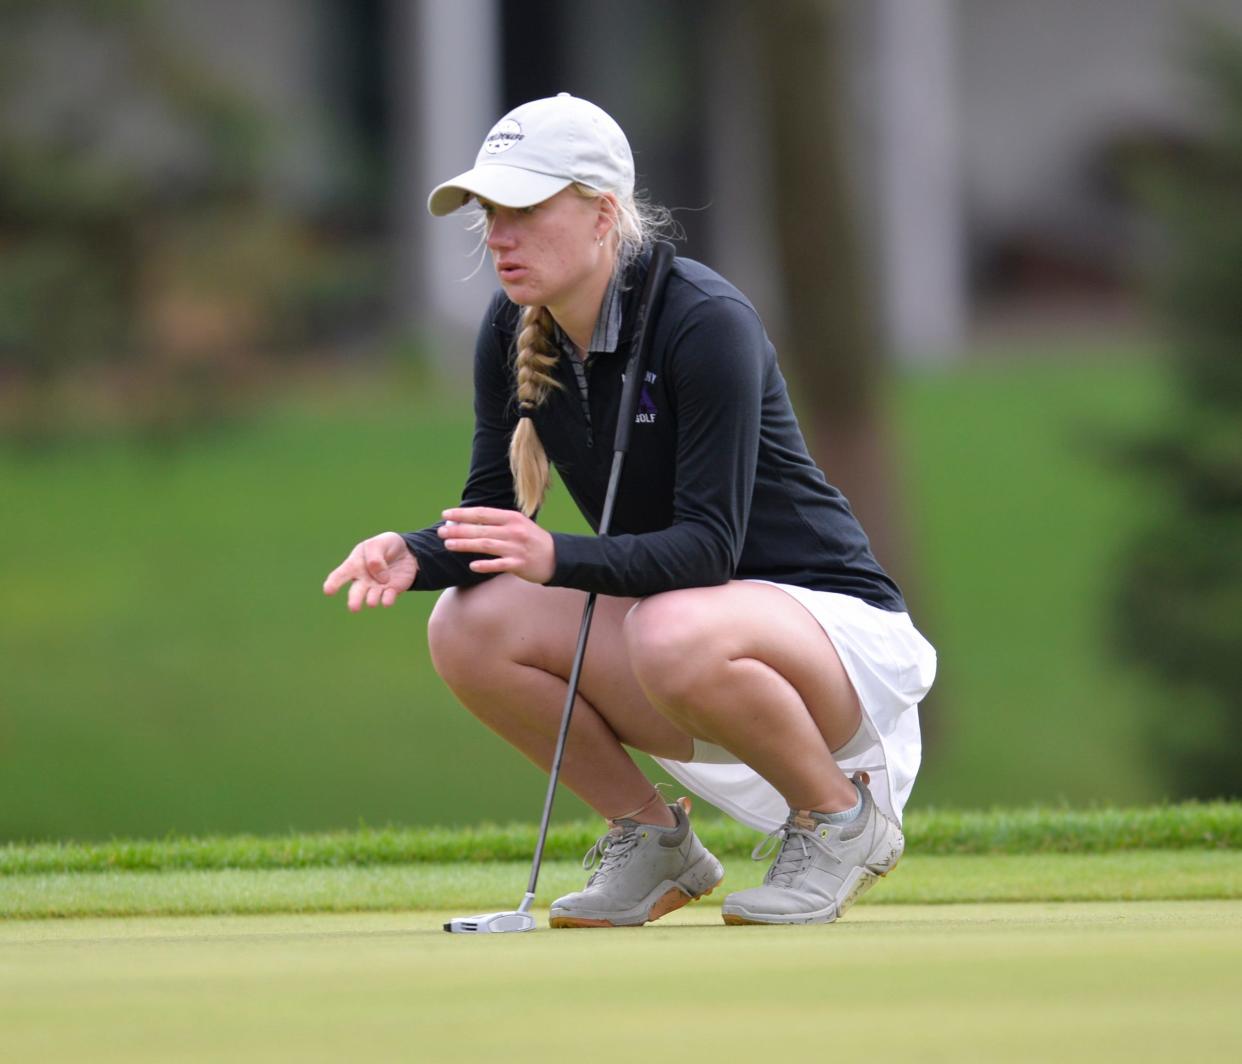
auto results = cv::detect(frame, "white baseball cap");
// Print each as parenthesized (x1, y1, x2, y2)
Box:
(427, 93, 635, 217)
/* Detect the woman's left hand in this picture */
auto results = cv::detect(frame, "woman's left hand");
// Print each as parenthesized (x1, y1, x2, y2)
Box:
(438, 507, 556, 584)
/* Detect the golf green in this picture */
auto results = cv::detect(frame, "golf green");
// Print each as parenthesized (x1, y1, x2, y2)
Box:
(3, 901, 1239, 1062)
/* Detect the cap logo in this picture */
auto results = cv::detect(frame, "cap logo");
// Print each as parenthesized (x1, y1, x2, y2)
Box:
(484, 119, 523, 155)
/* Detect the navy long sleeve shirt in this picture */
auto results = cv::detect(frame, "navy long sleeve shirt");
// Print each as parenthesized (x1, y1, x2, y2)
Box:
(402, 253, 906, 612)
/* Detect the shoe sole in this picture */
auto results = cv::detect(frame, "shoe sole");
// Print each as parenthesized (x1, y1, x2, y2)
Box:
(550, 882, 719, 929)
(550, 853, 725, 929)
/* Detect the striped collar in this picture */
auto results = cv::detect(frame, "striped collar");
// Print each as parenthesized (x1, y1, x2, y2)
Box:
(552, 267, 624, 359)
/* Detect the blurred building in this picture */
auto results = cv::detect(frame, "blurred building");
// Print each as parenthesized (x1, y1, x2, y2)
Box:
(10, 0, 1242, 372)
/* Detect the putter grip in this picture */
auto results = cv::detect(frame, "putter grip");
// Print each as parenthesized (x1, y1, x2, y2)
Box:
(612, 241, 674, 455)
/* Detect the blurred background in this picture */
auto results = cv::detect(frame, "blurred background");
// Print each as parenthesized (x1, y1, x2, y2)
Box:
(3, 0, 1240, 842)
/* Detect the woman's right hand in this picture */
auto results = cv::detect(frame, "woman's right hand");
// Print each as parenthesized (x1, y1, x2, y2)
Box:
(322, 531, 418, 612)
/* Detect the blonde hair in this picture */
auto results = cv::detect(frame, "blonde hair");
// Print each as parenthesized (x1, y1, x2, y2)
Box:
(503, 184, 677, 516)
(510, 305, 558, 516)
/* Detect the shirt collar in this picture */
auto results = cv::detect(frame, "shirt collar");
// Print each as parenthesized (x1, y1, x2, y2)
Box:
(552, 267, 624, 358)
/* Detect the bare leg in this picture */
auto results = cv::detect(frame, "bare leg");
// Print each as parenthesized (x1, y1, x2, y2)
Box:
(625, 582, 863, 812)
(427, 576, 696, 826)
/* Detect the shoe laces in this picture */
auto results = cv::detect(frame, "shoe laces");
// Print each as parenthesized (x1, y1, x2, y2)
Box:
(751, 816, 840, 888)
(581, 823, 641, 886)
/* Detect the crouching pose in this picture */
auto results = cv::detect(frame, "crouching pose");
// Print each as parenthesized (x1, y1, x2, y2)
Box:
(324, 95, 936, 926)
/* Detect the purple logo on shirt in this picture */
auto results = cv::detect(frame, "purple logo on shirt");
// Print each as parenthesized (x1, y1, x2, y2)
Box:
(636, 371, 657, 424)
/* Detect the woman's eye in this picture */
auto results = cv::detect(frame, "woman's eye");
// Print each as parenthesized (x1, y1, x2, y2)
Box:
(520, 205, 538, 216)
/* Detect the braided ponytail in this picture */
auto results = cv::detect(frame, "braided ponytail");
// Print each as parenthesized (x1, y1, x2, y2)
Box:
(510, 305, 561, 516)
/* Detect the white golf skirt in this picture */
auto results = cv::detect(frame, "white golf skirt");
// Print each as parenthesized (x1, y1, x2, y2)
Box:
(652, 582, 937, 832)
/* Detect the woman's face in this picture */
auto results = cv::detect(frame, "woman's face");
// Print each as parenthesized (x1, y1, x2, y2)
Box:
(480, 188, 610, 309)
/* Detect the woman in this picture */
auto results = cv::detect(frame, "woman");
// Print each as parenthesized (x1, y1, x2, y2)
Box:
(324, 94, 936, 927)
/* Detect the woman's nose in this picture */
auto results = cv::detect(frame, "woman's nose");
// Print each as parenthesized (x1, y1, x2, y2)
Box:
(486, 220, 513, 249)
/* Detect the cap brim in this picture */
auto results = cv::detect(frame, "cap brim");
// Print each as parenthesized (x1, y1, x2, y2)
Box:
(427, 165, 573, 217)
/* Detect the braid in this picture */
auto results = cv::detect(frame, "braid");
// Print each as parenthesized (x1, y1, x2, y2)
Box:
(514, 305, 561, 409)
(510, 305, 561, 516)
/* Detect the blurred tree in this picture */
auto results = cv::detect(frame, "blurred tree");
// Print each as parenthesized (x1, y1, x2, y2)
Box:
(751, 0, 906, 580)
(1114, 26, 1242, 799)
(0, 0, 379, 440)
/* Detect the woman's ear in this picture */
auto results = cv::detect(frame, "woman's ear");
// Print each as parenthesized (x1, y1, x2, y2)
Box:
(595, 193, 620, 243)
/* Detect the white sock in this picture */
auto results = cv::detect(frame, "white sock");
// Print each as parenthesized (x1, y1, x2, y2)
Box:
(814, 781, 865, 825)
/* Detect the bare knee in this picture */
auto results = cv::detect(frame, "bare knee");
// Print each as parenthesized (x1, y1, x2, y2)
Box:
(427, 581, 512, 689)
(624, 591, 724, 710)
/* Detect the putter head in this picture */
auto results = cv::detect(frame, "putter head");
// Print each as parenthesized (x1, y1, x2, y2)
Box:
(443, 910, 537, 934)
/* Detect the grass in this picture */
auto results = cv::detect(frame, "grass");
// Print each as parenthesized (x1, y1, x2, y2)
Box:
(2, 802, 1238, 876)
(892, 353, 1174, 808)
(0, 352, 1184, 841)
(2, 852, 1240, 920)
(3, 902, 1241, 1062)
(2, 803, 1237, 919)
(0, 385, 604, 840)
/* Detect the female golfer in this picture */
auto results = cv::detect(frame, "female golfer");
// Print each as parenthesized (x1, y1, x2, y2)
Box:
(324, 94, 936, 927)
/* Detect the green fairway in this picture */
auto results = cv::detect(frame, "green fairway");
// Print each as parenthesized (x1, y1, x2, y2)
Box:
(3, 805, 1238, 919)
(3, 901, 1239, 1063)
(892, 354, 1172, 807)
(0, 354, 1181, 842)
(6, 802, 1237, 876)
(5, 829, 1238, 1060)
(3, 851, 1240, 920)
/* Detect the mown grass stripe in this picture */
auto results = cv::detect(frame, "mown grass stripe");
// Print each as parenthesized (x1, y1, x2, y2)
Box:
(1, 802, 1238, 876)
(908, 802, 1242, 854)
(2, 852, 1239, 920)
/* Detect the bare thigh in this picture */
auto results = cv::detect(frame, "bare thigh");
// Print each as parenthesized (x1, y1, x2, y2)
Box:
(429, 575, 696, 760)
(625, 581, 862, 752)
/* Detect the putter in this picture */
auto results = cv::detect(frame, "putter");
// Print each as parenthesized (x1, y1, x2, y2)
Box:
(445, 241, 676, 935)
